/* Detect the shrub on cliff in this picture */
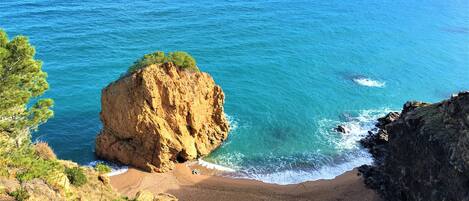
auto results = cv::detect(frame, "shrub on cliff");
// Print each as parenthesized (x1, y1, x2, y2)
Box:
(4, 145, 64, 184)
(65, 167, 87, 187)
(127, 51, 199, 74)
(9, 187, 29, 201)
(95, 162, 112, 174)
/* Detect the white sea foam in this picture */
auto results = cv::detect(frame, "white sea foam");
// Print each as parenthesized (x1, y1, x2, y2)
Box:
(237, 151, 372, 185)
(87, 160, 128, 176)
(353, 77, 385, 87)
(237, 109, 392, 185)
(333, 109, 392, 150)
(225, 113, 238, 132)
(197, 159, 236, 172)
(106, 166, 129, 176)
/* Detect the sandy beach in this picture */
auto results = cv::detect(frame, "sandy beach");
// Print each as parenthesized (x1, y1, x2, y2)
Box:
(110, 163, 381, 201)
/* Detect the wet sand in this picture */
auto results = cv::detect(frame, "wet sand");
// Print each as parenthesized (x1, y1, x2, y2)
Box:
(110, 163, 381, 201)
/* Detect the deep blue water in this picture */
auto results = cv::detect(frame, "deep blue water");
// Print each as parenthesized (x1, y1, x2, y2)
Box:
(1, 0, 468, 184)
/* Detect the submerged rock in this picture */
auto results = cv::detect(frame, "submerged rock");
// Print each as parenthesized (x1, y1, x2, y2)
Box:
(335, 125, 349, 133)
(360, 91, 469, 201)
(95, 62, 230, 172)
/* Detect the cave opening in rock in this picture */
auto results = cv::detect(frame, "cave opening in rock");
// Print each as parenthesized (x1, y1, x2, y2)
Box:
(176, 151, 187, 163)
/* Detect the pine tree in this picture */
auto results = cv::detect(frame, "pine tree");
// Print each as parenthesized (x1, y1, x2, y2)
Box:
(0, 29, 53, 147)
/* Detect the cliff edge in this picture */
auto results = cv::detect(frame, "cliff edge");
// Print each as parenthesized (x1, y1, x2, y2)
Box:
(95, 62, 229, 172)
(360, 92, 469, 201)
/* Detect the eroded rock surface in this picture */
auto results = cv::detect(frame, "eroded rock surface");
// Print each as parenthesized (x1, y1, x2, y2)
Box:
(95, 63, 229, 172)
(360, 92, 469, 201)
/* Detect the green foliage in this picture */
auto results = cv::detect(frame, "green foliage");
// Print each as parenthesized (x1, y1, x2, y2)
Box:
(167, 51, 198, 71)
(0, 29, 58, 186)
(65, 167, 87, 187)
(0, 28, 53, 146)
(1, 145, 64, 183)
(128, 51, 166, 73)
(9, 187, 30, 201)
(127, 51, 199, 74)
(0, 28, 125, 201)
(95, 162, 112, 174)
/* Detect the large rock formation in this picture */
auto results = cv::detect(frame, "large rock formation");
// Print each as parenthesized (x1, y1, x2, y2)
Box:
(95, 62, 229, 172)
(359, 92, 469, 201)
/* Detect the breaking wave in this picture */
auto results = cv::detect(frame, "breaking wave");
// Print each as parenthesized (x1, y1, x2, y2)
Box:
(197, 158, 236, 172)
(202, 109, 394, 185)
(353, 77, 386, 87)
(236, 151, 372, 185)
(87, 160, 128, 176)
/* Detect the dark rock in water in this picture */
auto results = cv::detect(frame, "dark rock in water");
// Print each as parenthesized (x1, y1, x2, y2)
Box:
(375, 112, 399, 129)
(360, 131, 389, 160)
(360, 91, 469, 201)
(335, 125, 349, 133)
(376, 130, 388, 142)
(361, 124, 392, 160)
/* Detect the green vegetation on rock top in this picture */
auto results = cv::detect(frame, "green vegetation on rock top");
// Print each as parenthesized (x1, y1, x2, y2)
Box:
(128, 51, 199, 74)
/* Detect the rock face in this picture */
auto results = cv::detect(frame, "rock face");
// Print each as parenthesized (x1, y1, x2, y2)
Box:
(95, 62, 229, 172)
(359, 92, 469, 201)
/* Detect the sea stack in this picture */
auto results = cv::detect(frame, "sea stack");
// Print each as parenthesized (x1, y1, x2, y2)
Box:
(359, 92, 469, 201)
(95, 62, 229, 172)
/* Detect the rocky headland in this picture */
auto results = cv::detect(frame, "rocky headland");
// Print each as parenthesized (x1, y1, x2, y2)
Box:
(95, 62, 230, 173)
(359, 92, 469, 201)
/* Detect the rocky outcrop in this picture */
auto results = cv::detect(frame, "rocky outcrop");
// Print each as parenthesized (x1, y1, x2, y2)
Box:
(335, 125, 349, 133)
(359, 112, 399, 160)
(0, 160, 124, 201)
(375, 112, 399, 129)
(359, 92, 469, 201)
(95, 62, 230, 172)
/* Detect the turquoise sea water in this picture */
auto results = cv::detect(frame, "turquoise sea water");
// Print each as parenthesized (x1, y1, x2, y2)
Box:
(1, 1, 468, 184)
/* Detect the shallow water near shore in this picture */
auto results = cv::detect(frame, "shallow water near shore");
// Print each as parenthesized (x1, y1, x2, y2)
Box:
(1, 1, 468, 184)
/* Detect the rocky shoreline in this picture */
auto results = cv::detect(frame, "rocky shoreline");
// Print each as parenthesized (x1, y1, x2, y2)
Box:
(358, 92, 469, 201)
